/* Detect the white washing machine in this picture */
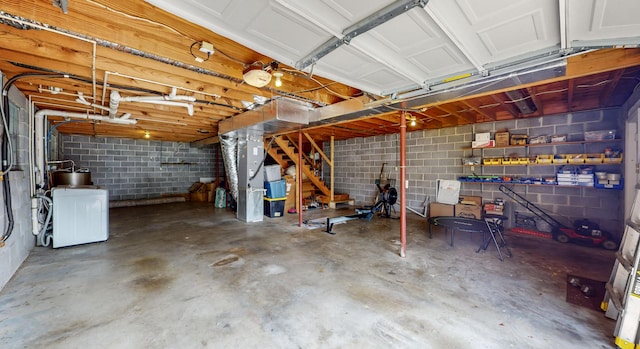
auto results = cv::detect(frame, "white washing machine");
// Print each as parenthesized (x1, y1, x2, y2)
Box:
(52, 186, 109, 248)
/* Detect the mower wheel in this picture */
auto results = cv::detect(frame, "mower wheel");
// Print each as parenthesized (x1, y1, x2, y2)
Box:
(556, 233, 570, 243)
(602, 240, 618, 250)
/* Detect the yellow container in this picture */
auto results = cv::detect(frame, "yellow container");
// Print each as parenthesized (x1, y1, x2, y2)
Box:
(536, 155, 553, 164)
(483, 157, 502, 165)
(552, 155, 568, 164)
(585, 153, 604, 164)
(564, 154, 585, 164)
(603, 154, 623, 164)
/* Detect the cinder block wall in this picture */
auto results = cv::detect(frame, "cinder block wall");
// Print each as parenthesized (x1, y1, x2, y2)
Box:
(61, 135, 221, 201)
(328, 109, 624, 237)
(0, 84, 36, 291)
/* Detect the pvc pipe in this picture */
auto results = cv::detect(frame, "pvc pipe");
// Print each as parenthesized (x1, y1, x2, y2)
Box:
(34, 109, 137, 187)
(31, 197, 39, 235)
(110, 90, 195, 116)
(109, 90, 120, 118)
(35, 195, 53, 246)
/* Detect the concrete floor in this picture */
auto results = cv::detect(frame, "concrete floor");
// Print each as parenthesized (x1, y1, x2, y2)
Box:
(0, 202, 617, 348)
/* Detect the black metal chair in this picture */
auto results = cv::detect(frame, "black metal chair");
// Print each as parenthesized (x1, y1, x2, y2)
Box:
(428, 215, 512, 261)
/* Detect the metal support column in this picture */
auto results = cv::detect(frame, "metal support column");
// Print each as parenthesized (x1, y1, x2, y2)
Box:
(400, 114, 407, 257)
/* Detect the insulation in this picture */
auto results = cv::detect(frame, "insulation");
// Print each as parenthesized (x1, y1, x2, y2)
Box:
(220, 134, 239, 203)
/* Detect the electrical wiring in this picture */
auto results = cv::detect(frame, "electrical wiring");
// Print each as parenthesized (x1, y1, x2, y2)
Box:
(86, 0, 189, 39)
(189, 41, 211, 62)
(0, 73, 68, 243)
(215, 48, 249, 66)
(280, 68, 354, 100)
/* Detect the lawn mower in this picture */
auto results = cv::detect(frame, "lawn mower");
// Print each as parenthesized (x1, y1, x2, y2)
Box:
(499, 185, 618, 250)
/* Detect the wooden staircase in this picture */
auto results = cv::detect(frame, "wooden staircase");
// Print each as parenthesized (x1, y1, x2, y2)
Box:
(266, 136, 331, 197)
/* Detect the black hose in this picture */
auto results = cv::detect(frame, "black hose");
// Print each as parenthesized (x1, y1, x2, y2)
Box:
(0, 72, 66, 242)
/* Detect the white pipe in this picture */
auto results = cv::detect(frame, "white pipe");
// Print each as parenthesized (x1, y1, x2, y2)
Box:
(33, 109, 137, 187)
(109, 90, 121, 118)
(28, 97, 35, 197)
(76, 92, 110, 112)
(31, 197, 39, 236)
(106, 71, 221, 100)
(109, 90, 194, 116)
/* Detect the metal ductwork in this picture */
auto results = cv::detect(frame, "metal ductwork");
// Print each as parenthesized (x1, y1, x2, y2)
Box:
(218, 97, 312, 137)
(219, 97, 312, 222)
(219, 135, 239, 203)
(306, 59, 567, 127)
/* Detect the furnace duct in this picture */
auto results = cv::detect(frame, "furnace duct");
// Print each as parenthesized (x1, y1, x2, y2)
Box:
(220, 134, 239, 203)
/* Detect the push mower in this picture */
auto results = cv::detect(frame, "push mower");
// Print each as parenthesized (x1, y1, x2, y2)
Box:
(499, 185, 618, 250)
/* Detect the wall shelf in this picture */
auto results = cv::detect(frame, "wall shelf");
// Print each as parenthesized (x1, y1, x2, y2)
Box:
(160, 162, 194, 165)
(461, 138, 623, 151)
(460, 181, 622, 190)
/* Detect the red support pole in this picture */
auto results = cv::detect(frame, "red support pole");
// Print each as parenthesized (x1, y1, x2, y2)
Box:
(400, 114, 407, 257)
(298, 131, 303, 227)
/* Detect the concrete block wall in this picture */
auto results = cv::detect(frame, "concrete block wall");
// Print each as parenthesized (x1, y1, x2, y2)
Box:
(0, 82, 36, 291)
(61, 135, 221, 201)
(328, 109, 625, 237)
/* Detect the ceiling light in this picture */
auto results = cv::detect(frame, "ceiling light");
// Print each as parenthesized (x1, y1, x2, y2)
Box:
(273, 72, 283, 87)
(410, 118, 417, 127)
(243, 63, 271, 87)
(144, 131, 150, 139)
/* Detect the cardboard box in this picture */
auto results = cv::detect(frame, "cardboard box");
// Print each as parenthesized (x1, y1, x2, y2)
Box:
(190, 192, 208, 202)
(429, 202, 454, 217)
(471, 140, 495, 148)
(483, 203, 503, 212)
(455, 204, 482, 219)
(284, 175, 296, 211)
(484, 210, 505, 216)
(459, 195, 482, 206)
(510, 134, 528, 145)
(495, 131, 510, 147)
(475, 132, 491, 141)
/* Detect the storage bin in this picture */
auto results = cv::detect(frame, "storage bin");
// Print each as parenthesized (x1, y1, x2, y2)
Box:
(585, 153, 604, 164)
(483, 157, 502, 165)
(264, 164, 281, 182)
(264, 197, 286, 217)
(265, 179, 286, 198)
(536, 155, 553, 164)
(563, 154, 585, 164)
(510, 134, 528, 145)
(603, 153, 623, 164)
(584, 129, 616, 141)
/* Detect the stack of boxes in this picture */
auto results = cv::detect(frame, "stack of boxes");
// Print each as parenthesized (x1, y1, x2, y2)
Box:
(471, 132, 494, 148)
(556, 166, 594, 187)
(483, 199, 505, 216)
(264, 165, 286, 217)
(455, 196, 482, 219)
